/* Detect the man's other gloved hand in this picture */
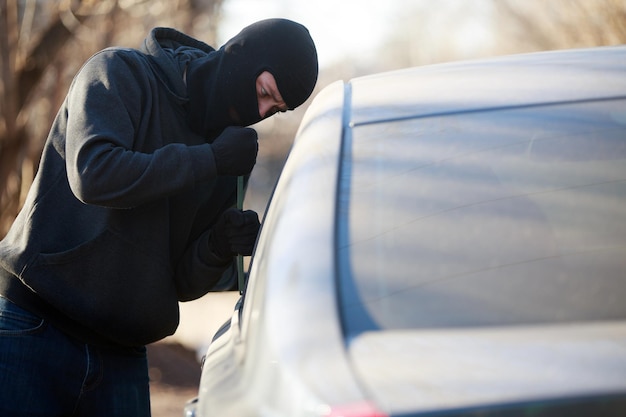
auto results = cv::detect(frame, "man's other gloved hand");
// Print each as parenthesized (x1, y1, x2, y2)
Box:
(209, 208, 261, 260)
(211, 127, 258, 176)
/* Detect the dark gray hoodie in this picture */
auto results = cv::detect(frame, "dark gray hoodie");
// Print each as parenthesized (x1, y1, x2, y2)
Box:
(0, 28, 238, 347)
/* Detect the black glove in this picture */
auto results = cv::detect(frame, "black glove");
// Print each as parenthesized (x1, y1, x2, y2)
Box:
(211, 127, 258, 176)
(209, 208, 261, 259)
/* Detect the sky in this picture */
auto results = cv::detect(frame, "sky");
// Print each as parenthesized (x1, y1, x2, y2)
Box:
(217, 0, 402, 69)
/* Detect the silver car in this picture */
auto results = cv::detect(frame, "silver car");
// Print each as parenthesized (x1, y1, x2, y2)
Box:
(185, 46, 626, 417)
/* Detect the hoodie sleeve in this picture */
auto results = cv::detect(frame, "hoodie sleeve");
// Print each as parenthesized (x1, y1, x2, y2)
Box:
(174, 228, 238, 301)
(65, 49, 217, 209)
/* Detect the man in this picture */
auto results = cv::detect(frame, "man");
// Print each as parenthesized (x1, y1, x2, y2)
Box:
(0, 18, 318, 416)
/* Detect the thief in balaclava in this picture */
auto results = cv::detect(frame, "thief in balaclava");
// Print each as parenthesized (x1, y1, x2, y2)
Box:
(186, 18, 319, 137)
(0, 17, 318, 417)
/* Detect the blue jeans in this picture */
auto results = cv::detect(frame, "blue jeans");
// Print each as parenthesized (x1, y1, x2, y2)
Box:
(0, 296, 151, 417)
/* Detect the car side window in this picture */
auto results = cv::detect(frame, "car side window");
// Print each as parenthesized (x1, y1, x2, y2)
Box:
(340, 99, 626, 334)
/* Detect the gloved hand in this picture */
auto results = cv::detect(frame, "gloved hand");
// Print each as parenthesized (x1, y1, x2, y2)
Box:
(211, 127, 258, 176)
(209, 208, 261, 259)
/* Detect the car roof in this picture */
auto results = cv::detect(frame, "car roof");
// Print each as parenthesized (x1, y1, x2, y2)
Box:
(348, 45, 626, 127)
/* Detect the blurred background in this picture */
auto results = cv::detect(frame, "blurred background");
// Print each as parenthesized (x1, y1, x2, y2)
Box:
(1, 0, 625, 352)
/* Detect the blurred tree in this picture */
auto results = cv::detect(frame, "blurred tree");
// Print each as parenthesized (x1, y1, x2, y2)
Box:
(374, 1, 496, 72)
(0, 0, 224, 237)
(373, 0, 625, 73)
(492, 0, 626, 53)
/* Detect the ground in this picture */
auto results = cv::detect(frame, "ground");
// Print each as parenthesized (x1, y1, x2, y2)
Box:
(147, 342, 202, 417)
(147, 292, 240, 417)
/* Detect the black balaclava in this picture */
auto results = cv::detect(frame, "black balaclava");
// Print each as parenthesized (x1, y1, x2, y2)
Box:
(186, 18, 318, 139)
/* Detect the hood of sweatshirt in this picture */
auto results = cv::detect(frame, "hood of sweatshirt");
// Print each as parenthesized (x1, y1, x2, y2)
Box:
(140, 27, 213, 104)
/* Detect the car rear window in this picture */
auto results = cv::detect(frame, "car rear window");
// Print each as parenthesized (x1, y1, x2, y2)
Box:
(338, 99, 626, 335)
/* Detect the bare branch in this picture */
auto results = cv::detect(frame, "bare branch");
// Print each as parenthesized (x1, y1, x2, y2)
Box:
(15, 15, 75, 110)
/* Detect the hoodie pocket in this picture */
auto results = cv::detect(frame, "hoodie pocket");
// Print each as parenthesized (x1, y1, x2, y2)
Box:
(24, 229, 179, 346)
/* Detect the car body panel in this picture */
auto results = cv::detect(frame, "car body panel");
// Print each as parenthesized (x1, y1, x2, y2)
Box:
(349, 322, 626, 414)
(194, 81, 374, 416)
